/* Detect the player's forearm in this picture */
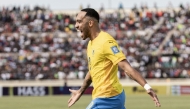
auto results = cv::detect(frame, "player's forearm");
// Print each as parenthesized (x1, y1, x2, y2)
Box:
(78, 72, 92, 94)
(127, 68, 147, 87)
(118, 60, 147, 87)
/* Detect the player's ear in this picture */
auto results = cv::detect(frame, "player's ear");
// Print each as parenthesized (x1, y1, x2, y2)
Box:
(88, 20, 94, 27)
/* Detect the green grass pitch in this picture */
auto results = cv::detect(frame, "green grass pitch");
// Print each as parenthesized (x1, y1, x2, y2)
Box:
(0, 95, 190, 109)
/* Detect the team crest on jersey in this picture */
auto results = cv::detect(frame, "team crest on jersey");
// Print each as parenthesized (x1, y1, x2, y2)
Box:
(92, 50, 94, 55)
(88, 57, 91, 70)
(88, 57, 90, 62)
(111, 46, 120, 54)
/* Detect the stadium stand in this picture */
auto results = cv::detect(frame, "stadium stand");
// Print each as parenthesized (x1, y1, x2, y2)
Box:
(0, 4, 190, 81)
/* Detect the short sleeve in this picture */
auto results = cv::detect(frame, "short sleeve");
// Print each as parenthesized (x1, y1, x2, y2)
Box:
(103, 40, 126, 65)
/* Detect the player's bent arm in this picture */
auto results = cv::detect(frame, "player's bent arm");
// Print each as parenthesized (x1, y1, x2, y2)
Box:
(78, 72, 92, 94)
(118, 59, 161, 107)
(68, 72, 92, 107)
(118, 59, 147, 87)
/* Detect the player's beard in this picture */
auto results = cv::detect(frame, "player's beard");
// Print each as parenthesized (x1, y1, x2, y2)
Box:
(82, 25, 91, 40)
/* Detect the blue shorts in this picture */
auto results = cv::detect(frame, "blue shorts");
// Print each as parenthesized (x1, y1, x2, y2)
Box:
(86, 90, 126, 109)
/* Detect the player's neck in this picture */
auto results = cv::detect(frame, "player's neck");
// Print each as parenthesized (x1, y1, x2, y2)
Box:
(89, 28, 101, 41)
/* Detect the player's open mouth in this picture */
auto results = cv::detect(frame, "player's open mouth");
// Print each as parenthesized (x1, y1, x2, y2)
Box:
(77, 29, 82, 33)
(77, 29, 83, 37)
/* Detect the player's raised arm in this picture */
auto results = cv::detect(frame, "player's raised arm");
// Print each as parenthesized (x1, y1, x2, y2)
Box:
(68, 72, 92, 108)
(118, 59, 161, 107)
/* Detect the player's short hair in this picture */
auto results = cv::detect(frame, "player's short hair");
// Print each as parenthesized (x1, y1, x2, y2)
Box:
(81, 8, 99, 23)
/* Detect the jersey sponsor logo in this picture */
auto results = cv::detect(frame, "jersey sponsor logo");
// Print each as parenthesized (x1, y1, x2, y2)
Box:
(111, 46, 120, 54)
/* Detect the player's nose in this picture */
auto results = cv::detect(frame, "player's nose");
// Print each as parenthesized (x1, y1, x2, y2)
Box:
(75, 23, 79, 30)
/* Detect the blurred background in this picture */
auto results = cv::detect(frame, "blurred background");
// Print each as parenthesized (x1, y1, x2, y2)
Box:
(0, 0, 190, 81)
(0, 0, 190, 108)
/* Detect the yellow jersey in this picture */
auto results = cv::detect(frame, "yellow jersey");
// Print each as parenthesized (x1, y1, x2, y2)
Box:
(87, 31, 126, 99)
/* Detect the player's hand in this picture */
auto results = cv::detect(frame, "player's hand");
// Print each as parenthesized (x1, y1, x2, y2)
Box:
(68, 89, 82, 108)
(147, 89, 161, 107)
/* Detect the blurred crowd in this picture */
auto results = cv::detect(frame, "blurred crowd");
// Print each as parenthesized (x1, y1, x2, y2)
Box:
(0, 3, 190, 80)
